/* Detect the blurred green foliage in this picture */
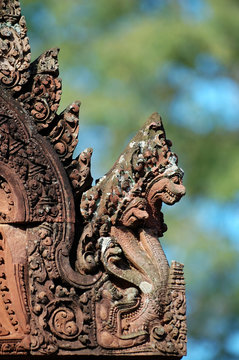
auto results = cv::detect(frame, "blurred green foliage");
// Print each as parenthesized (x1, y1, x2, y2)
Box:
(21, 1, 239, 359)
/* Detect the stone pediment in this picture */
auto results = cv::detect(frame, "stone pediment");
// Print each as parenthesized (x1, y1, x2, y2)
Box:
(0, 0, 187, 357)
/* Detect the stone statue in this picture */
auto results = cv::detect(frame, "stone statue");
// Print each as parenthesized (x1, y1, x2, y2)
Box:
(0, 0, 187, 357)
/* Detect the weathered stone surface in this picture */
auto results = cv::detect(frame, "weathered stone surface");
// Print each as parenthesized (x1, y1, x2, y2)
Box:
(0, 0, 187, 357)
(0, 0, 31, 93)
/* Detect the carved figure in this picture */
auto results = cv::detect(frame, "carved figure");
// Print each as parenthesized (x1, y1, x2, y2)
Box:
(76, 114, 186, 353)
(0, 0, 187, 357)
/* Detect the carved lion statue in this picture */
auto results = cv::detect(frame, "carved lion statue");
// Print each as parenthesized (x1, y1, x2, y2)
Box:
(75, 112, 186, 350)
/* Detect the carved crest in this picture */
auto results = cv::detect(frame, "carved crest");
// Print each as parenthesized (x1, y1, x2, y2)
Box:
(0, 0, 187, 357)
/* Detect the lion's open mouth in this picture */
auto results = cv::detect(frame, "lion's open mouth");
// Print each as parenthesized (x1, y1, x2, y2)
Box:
(151, 187, 178, 203)
(163, 187, 179, 204)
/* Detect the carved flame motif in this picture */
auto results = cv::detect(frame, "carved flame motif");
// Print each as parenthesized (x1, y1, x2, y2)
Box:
(0, 0, 30, 92)
(18, 48, 62, 132)
(0, 0, 187, 357)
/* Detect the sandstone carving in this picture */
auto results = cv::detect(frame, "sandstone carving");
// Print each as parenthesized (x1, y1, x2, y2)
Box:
(0, 0, 187, 357)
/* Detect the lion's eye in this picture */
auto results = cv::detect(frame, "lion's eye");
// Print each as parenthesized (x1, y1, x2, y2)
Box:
(171, 176, 180, 184)
(138, 205, 145, 210)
